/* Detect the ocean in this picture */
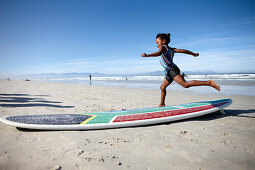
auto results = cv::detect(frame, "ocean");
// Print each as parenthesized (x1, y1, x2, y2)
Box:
(44, 73, 255, 96)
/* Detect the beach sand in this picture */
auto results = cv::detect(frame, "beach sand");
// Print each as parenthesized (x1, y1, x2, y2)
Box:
(0, 80, 254, 170)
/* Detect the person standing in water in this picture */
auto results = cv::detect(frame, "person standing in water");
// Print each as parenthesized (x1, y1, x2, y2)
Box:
(141, 33, 220, 107)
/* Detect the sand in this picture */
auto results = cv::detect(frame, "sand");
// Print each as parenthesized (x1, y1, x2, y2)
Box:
(0, 80, 254, 170)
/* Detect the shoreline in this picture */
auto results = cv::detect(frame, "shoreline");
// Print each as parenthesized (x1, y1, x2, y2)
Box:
(0, 80, 254, 170)
(16, 78, 255, 97)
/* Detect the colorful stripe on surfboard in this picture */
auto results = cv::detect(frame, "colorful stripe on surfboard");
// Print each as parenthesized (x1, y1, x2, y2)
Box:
(83, 99, 230, 124)
(3, 99, 230, 126)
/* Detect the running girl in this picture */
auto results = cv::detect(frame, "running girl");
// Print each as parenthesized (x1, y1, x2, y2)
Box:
(141, 33, 221, 107)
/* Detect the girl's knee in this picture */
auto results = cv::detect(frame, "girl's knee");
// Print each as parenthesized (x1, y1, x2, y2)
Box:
(160, 85, 166, 91)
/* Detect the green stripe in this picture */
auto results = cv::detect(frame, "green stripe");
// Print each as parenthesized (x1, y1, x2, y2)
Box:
(86, 106, 179, 124)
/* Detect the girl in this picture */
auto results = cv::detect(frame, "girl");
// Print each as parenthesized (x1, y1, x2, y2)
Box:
(141, 33, 221, 107)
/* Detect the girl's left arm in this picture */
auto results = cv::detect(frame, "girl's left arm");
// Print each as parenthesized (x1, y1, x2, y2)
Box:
(175, 49, 199, 57)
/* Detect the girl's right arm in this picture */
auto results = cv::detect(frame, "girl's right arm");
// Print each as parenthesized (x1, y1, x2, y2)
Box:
(141, 46, 164, 57)
(175, 49, 199, 57)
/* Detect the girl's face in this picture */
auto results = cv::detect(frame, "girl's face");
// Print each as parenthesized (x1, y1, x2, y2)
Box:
(156, 38, 166, 48)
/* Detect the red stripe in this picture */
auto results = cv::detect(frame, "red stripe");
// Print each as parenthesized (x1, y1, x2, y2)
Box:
(113, 102, 228, 123)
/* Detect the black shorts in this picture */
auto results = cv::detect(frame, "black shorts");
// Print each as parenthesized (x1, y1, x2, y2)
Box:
(165, 66, 180, 83)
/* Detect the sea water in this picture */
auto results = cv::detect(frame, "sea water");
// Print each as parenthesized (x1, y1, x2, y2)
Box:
(45, 73, 255, 96)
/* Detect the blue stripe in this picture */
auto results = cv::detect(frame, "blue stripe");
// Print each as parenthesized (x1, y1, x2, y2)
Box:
(160, 57, 168, 68)
(162, 52, 172, 64)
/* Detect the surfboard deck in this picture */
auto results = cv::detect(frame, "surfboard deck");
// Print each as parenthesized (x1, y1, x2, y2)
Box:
(0, 99, 232, 130)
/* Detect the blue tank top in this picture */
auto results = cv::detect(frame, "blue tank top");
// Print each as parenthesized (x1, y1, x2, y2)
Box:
(159, 45, 177, 74)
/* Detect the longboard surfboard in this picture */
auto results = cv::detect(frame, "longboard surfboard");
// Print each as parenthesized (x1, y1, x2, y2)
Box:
(0, 99, 232, 130)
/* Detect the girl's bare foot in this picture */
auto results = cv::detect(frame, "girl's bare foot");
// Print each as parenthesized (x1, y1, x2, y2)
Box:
(209, 80, 221, 92)
(158, 104, 165, 107)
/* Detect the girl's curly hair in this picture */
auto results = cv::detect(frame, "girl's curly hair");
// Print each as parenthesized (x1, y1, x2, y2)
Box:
(156, 33, 171, 44)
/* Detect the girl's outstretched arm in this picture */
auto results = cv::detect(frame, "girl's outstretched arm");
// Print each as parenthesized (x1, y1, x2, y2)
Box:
(175, 49, 199, 57)
(141, 46, 164, 57)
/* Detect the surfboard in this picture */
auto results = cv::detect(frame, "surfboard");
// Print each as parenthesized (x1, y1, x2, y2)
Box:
(0, 99, 232, 130)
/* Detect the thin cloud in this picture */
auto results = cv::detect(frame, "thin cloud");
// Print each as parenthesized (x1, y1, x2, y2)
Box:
(175, 47, 255, 73)
(35, 55, 161, 74)
(219, 16, 255, 27)
(174, 36, 239, 48)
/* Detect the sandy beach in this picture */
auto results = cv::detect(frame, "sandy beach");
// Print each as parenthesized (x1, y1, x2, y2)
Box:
(0, 79, 254, 170)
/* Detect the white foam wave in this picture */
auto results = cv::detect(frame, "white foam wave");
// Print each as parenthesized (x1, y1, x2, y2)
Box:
(49, 74, 255, 81)
(186, 74, 255, 80)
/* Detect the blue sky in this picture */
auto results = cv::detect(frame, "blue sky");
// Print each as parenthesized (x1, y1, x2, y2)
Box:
(0, 0, 255, 75)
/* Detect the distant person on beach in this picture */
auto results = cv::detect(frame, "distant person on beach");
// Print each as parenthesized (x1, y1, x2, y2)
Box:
(89, 74, 92, 85)
(141, 33, 221, 107)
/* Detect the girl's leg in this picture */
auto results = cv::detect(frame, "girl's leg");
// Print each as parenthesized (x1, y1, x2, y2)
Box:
(173, 75, 221, 91)
(159, 78, 172, 107)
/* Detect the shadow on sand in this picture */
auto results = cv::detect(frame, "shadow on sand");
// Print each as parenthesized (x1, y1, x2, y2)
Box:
(0, 94, 74, 108)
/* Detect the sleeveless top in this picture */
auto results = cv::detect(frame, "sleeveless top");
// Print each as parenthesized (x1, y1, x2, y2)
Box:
(159, 45, 177, 75)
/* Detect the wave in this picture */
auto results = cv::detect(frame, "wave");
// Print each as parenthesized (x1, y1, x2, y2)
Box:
(50, 74, 255, 81)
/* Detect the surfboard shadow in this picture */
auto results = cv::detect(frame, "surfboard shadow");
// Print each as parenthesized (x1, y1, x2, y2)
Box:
(191, 109, 255, 120)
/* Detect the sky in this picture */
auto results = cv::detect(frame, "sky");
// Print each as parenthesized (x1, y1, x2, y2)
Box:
(0, 0, 255, 75)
